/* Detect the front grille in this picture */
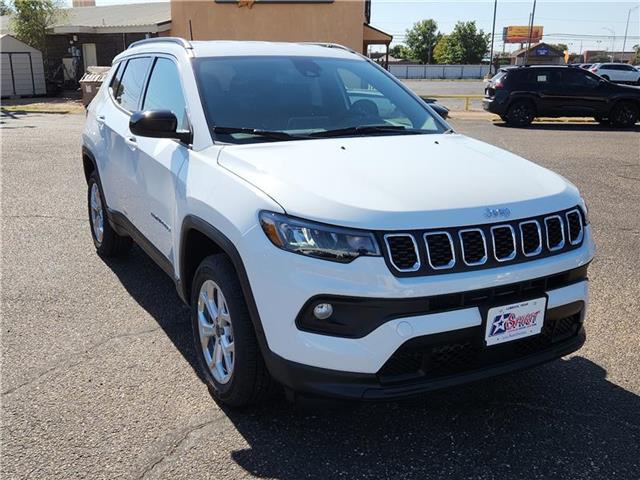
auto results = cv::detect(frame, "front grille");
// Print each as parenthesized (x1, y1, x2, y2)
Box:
(381, 206, 586, 276)
(545, 216, 565, 250)
(424, 232, 455, 269)
(459, 229, 487, 265)
(378, 312, 582, 383)
(384, 234, 419, 272)
(491, 225, 516, 261)
(566, 209, 584, 245)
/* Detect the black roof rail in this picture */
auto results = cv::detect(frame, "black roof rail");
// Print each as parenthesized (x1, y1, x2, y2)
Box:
(128, 37, 193, 51)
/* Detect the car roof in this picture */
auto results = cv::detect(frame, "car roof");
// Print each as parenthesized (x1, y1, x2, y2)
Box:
(117, 38, 363, 62)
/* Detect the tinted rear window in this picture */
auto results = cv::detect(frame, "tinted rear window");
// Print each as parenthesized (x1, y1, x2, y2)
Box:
(116, 57, 152, 111)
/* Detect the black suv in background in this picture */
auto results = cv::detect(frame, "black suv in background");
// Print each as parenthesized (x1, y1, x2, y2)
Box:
(483, 65, 640, 127)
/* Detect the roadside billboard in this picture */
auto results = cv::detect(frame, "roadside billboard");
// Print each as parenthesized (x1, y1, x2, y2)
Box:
(502, 26, 543, 44)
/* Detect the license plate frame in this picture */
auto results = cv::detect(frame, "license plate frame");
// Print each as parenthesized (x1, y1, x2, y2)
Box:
(484, 297, 547, 347)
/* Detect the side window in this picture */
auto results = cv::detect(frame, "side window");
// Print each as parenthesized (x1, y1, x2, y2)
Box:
(110, 61, 126, 100)
(116, 57, 152, 112)
(563, 69, 600, 88)
(142, 58, 189, 130)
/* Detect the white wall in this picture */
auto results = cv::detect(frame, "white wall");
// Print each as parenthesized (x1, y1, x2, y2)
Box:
(389, 64, 490, 79)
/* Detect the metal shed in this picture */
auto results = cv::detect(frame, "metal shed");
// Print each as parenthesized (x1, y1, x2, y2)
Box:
(1, 34, 47, 98)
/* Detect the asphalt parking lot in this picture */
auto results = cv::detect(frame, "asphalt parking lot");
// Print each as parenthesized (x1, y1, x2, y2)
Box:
(1, 111, 639, 479)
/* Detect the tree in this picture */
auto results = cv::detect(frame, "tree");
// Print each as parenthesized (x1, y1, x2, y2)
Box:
(405, 19, 442, 64)
(432, 21, 489, 64)
(433, 36, 453, 64)
(389, 44, 415, 61)
(551, 43, 569, 53)
(11, 0, 64, 56)
(0, 0, 13, 16)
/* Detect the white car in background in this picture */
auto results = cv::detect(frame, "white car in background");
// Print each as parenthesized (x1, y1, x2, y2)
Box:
(589, 63, 640, 84)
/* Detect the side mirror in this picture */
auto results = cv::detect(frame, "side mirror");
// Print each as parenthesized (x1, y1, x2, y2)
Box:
(129, 110, 192, 144)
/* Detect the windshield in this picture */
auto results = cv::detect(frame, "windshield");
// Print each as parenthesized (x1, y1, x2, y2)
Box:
(194, 56, 447, 143)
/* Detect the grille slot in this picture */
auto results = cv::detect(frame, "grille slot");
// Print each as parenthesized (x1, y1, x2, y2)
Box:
(519, 220, 542, 257)
(545, 215, 565, 251)
(384, 234, 420, 272)
(491, 225, 516, 262)
(458, 229, 487, 266)
(424, 232, 455, 269)
(566, 209, 584, 245)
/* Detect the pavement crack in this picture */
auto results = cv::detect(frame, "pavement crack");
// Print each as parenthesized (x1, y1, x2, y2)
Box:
(138, 417, 224, 479)
(1, 327, 162, 396)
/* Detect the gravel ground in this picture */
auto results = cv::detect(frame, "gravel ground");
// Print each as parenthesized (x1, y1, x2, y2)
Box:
(1, 111, 639, 479)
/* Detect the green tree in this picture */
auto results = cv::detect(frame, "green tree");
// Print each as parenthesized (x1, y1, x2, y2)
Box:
(11, 0, 64, 56)
(432, 21, 489, 64)
(433, 35, 453, 64)
(0, 0, 13, 16)
(405, 19, 442, 64)
(389, 44, 415, 61)
(550, 43, 569, 53)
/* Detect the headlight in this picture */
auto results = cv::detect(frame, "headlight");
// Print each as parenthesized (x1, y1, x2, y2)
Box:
(259, 211, 381, 263)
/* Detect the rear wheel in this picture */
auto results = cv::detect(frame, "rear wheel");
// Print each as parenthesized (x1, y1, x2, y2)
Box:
(505, 100, 535, 127)
(610, 102, 639, 128)
(87, 172, 132, 257)
(601, 75, 610, 81)
(191, 255, 276, 407)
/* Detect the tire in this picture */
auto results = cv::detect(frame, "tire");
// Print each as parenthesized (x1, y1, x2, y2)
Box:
(191, 254, 276, 407)
(87, 171, 132, 257)
(505, 100, 535, 127)
(601, 75, 610, 81)
(610, 102, 639, 128)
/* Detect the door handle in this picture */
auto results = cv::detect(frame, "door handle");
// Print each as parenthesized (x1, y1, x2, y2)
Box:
(125, 136, 137, 150)
(96, 115, 106, 128)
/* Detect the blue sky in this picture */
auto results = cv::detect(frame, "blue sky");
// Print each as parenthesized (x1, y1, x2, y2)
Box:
(69, 0, 640, 53)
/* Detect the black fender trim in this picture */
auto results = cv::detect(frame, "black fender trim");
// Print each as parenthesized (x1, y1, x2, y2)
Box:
(178, 215, 273, 367)
(81, 146, 98, 184)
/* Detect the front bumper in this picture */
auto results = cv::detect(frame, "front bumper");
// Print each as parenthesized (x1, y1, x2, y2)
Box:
(267, 309, 585, 401)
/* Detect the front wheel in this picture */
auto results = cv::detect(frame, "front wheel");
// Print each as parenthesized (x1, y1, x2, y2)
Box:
(505, 101, 535, 127)
(610, 102, 639, 128)
(191, 255, 276, 407)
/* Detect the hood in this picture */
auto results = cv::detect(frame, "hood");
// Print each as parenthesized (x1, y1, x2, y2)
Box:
(218, 133, 580, 230)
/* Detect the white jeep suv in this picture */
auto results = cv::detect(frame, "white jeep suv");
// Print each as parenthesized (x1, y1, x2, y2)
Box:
(82, 38, 595, 406)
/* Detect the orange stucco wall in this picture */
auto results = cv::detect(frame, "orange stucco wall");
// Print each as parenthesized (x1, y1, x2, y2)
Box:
(170, 0, 365, 52)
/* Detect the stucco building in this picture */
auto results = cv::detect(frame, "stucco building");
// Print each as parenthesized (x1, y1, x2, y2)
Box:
(170, 0, 391, 58)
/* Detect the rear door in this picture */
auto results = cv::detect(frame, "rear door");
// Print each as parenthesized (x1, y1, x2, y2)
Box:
(128, 55, 190, 261)
(530, 69, 564, 115)
(556, 68, 605, 115)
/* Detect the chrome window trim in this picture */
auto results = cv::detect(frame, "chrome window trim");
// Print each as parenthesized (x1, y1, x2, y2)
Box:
(544, 215, 566, 251)
(565, 209, 584, 246)
(490, 224, 517, 262)
(458, 228, 488, 266)
(519, 220, 543, 257)
(383, 234, 421, 272)
(423, 231, 456, 270)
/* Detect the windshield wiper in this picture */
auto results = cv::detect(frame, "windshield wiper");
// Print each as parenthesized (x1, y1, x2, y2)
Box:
(212, 126, 304, 141)
(308, 125, 429, 138)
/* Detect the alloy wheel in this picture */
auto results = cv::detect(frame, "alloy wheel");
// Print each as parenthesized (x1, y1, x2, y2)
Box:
(90, 183, 104, 244)
(197, 279, 235, 384)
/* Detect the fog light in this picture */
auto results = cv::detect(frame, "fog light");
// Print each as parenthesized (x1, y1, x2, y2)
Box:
(313, 303, 333, 320)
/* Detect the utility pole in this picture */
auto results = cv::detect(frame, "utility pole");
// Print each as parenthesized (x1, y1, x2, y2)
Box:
(489, 0, 498, 75)
(523, 0, 537, 65)
(603, 27, 615, 61)
(622, 5, 639, 61)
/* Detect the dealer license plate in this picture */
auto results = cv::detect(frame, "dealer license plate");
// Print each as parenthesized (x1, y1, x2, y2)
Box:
(485, 298, 547, 346)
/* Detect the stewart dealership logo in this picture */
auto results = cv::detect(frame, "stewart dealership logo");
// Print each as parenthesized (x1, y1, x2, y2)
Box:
(489, 310, 541, 337)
